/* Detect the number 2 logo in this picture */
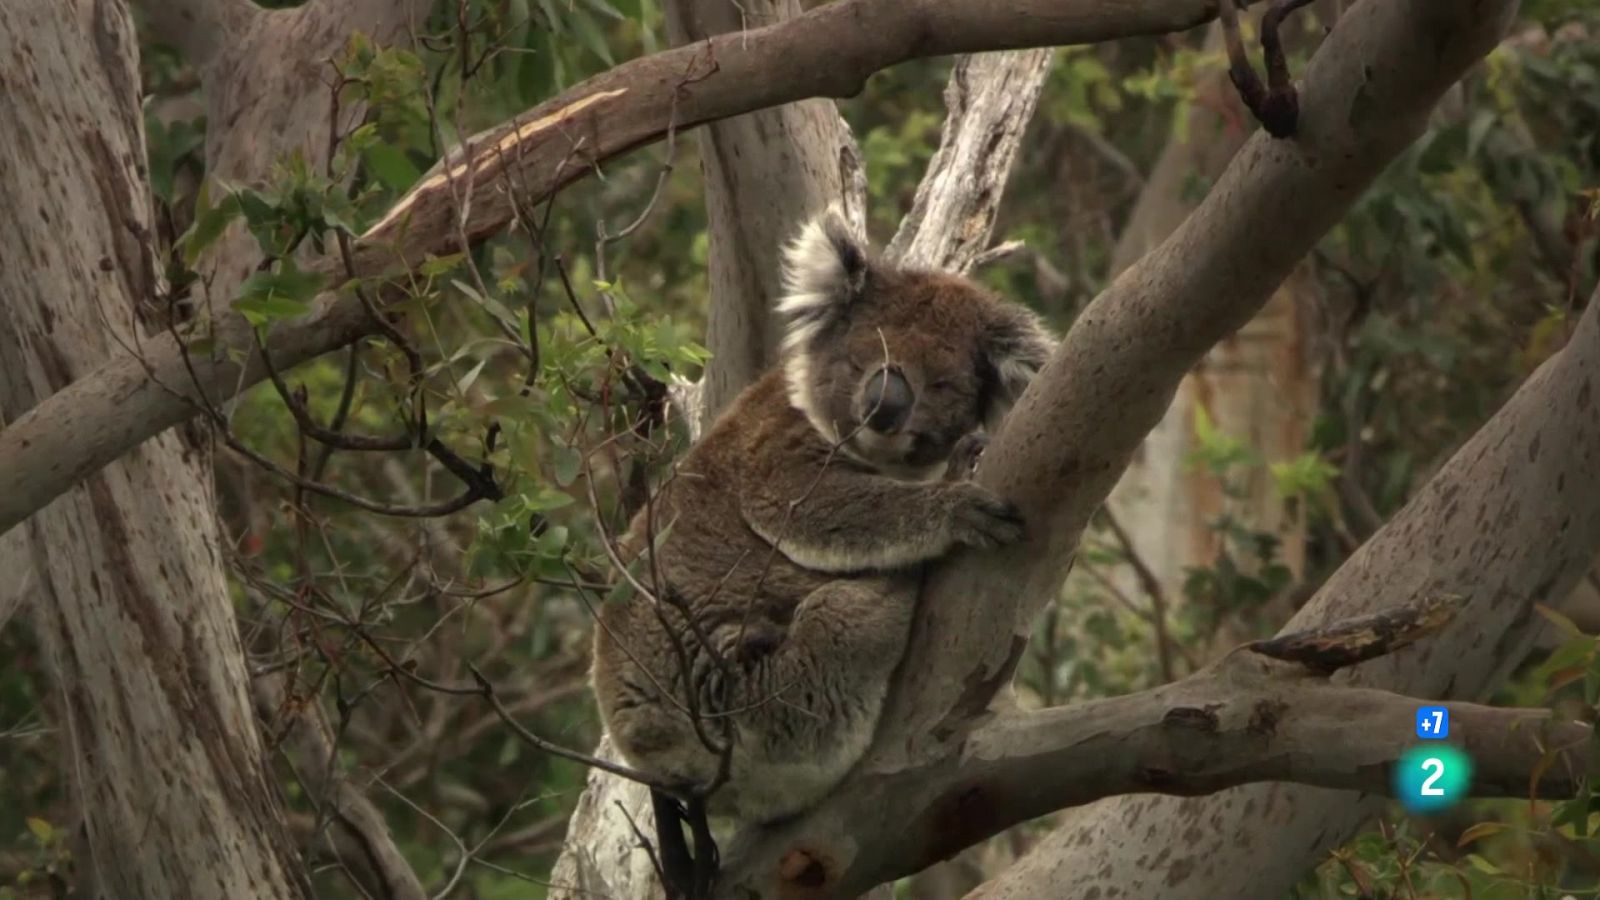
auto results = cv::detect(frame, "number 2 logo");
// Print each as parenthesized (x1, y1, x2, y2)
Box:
(1420, 757, 1445, 796)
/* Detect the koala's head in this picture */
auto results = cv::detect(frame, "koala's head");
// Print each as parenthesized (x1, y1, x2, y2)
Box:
(776, 208, 1055, 476)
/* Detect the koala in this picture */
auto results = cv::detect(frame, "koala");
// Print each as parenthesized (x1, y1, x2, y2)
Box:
(590, 208, 1054, 824)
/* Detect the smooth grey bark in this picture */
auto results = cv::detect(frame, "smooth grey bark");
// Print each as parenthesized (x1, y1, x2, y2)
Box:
(666, 0, 866, 430)
(1095, 22, 1320, 659)
(0, 0, 434, 895)
(977, 275, 1600, 900)
(0, 2, 308, 896)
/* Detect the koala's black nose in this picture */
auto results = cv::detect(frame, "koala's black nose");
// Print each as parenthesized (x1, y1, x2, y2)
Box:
(861, 366, 913, 434)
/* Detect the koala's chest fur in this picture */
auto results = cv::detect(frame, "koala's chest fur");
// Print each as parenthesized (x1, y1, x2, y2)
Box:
(588, 206, 1053, 823)
(618, 372, 837, 636)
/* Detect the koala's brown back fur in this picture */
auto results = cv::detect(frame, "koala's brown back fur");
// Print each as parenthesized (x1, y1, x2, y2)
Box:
(590, 209, 1054, 823)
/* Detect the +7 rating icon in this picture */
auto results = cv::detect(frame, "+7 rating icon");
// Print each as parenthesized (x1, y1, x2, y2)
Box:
(1415, 706, 1449, 739)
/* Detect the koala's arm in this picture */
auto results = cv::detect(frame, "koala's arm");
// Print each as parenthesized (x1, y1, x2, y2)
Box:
(739, 455, 1022, 574)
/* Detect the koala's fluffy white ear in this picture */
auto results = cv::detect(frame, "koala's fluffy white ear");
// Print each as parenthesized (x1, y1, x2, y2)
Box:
(982, 306, 1055, 427)
(777, 206, 869, 352)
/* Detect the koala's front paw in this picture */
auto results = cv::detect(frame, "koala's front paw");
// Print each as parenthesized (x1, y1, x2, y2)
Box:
(945, 432, 989, 482)
(944, 482, 1025, 550)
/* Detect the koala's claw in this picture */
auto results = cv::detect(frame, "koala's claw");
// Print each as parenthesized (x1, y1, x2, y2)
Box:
(946, 483, 1025, 549)
(946, 432, 990, 482)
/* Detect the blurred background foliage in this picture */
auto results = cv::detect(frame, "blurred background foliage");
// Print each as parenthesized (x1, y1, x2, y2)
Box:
(2, 0, 1599, 897)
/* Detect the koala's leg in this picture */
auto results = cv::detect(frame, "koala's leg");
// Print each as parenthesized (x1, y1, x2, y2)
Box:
(718, 575, 914, 820)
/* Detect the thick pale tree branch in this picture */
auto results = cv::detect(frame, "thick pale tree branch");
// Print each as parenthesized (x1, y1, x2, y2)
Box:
(0, 0, 1253, 539)
(696, 1, 1523, 896)
(880, 0, 1519, 762)
(970, 676, 1589, 805)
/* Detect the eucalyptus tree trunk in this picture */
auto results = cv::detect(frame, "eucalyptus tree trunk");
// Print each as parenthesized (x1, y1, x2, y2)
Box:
(0, 3, 307, 896)
(666, 0, 866, 430)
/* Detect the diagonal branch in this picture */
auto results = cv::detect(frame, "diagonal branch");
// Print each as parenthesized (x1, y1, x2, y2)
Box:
(255, 673, 428, 900)
(0, 0, 1256, 540)
(707, 0, 1522, 896)
(880, 0, 1520, 767)
(982, 217, 1600, 900)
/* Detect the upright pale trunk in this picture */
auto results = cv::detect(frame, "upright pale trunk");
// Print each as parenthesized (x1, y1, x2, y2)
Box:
(668, 0, 865, 430)
(0, 2, 306, 897)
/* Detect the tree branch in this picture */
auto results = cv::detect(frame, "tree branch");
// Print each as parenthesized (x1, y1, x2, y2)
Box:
(255, 673, 428, 900)
(718, 591, 1589, 896)
(883, 0, 1519, 766)
(729, 652, 1590, 898)
(981, 240, 1600, 900)
(701, 0, 1522, 895)
(0, 0, 1254, 539)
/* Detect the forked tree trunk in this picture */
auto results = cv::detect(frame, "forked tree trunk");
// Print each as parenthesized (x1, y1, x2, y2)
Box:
(0, 2, 307, 896)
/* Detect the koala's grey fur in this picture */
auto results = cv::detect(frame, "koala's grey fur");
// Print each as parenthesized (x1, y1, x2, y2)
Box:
(590, 208, 1055, 823)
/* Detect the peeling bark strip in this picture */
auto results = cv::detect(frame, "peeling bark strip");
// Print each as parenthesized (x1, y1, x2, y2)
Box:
(363, 88, 629, 239)
(886, 48, 1054, 273)
(0, 0, 1258, 540)
(0, 2, 308, 896)
(1249, 592, 1464, 672)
